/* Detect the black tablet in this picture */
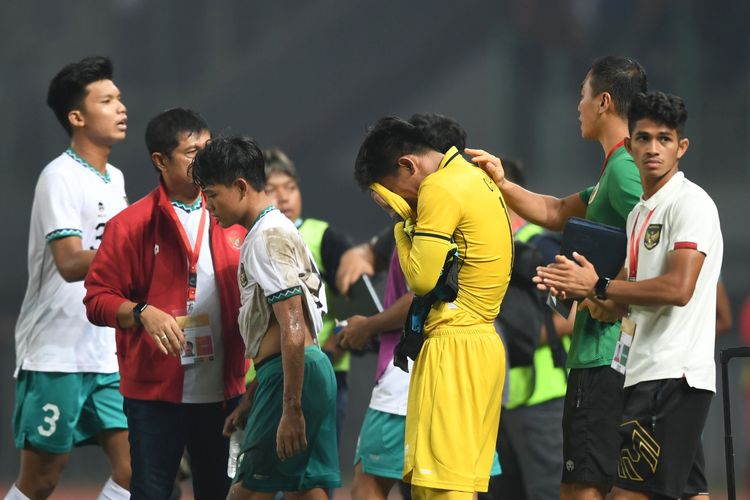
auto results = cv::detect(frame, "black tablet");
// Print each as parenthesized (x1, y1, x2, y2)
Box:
(328, 274, 383, 320)
(559, 217, 627, 279)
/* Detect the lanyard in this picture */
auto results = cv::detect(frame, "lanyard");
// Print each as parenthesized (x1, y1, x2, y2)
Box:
(628, 208, 656, 280)
(598, 140, 625, 180)
(167, 197, 208, 305)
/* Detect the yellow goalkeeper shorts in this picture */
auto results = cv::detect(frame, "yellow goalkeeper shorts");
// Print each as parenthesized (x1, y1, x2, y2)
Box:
(403, 324, 505, 493)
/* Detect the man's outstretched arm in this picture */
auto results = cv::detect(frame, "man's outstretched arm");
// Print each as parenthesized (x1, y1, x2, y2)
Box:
(466, 148, 586, 231)
(338, 292, 414, 351)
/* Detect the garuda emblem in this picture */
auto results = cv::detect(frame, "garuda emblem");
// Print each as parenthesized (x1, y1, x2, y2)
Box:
(644, 224, 662, 250)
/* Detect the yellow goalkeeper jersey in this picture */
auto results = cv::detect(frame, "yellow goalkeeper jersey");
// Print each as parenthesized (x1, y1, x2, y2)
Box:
(395, 146, 513, 332)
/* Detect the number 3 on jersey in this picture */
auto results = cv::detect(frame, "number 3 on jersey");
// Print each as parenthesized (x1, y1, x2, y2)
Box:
(89, 222, 106, 250)
(37, 403, 61, 437)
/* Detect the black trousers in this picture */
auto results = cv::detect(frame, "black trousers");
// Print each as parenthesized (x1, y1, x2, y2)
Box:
(124, 397, 239, 500)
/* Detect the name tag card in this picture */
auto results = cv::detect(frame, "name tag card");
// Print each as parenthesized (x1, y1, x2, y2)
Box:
(176, 314, 214, 365)
(611, 316, 636, 375)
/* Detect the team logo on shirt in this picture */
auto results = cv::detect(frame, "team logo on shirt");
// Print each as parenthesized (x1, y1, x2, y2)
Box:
(644, 224, 662, 250)
(226, 228, 244, 250)
(97, 202, 105, 218)
(239, 264, 248, 287)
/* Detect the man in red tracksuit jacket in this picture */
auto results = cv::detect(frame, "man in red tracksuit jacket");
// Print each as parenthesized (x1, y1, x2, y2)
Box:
(84, 108, 247, 499)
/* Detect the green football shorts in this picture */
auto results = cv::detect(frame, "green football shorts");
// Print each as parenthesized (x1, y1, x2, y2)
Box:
(13, 370, 127, 453)
(354, 407, 502, 480)
(235, 346, 341, 492)
(354, 408, 407, 479)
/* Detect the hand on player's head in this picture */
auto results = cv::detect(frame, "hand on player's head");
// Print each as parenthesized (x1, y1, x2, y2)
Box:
(465, 148, 506, 187)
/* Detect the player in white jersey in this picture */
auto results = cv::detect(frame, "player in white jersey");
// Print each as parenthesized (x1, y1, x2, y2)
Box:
(536, 91, 721, 500)
(192, 137, 340, 499)
(8, 57, 130, 500)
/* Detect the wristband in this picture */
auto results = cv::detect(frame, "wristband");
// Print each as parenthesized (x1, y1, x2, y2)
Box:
(594, 277, 611, 300)
(133, 302, 149, 326)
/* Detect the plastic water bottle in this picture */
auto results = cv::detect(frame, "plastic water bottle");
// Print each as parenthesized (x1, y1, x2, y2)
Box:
(333, 319, 348, 335)
(227, 430, 244, 478)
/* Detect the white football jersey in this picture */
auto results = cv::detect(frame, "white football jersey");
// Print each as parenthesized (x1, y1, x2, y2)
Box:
(15, 150, 128, 375)
(237, 207, 327, 359)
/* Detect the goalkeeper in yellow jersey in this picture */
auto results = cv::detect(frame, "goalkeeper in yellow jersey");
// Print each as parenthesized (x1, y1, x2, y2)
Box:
(354, 117, 513, 499)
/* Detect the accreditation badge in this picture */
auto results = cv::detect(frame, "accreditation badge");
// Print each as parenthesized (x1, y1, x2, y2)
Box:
(611, 315, 636, 375)
(176, 314, 215, 365)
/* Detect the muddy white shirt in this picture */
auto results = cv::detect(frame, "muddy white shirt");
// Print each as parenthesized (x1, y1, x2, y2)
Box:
(237, 206, 327, 359)
(15, 150, 127, 375)
(624, 171, 722, 392)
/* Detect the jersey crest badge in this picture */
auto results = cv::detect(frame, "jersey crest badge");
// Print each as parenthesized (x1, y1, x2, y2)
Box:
(239, 264, 248, 288)
(98, 202, 105, 218)
(644, 224, 662, 250)
(226, 229, 243, 250)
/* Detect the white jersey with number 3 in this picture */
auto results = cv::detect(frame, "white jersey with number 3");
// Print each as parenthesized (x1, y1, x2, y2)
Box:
(14, 150, 128, 375)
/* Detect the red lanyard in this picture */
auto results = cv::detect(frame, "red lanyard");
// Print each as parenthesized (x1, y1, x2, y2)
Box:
(511, 218, 527, 235)
(598, 140, 625, 180)
(628, 208, 656, 279)
(168, 198, 208, 303)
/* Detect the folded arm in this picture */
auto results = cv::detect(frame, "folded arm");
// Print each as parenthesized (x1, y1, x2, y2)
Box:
(394, 180, 461, 296)
(536, 249, 705, 308)
(394, 223, 453, 296)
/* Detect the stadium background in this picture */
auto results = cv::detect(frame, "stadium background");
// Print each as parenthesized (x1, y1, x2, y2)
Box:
(1, 1, 748, 497)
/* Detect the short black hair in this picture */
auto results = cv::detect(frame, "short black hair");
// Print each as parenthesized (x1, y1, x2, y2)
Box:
(588, 56, 647, 118)
(264, 148, 299, 184)
(354, 116, 433, 190)
(145, 108, 209, 159)
(47, 56, 114, 136)
(500, 157, 526, 187)
(408, 112, 467, 152)
(191, 136, 266, 191)
(628, 91, 688, 137)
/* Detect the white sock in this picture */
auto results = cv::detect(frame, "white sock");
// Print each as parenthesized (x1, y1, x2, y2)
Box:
(97, 477, 130, 500)
(4, 484, 30, 500)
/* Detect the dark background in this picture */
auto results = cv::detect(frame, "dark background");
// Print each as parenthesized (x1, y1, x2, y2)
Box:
(1, 1, 749, 495)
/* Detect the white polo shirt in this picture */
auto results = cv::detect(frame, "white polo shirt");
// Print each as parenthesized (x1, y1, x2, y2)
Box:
(170, 199, 225, 404)
(624, 171, 722, 392)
